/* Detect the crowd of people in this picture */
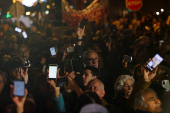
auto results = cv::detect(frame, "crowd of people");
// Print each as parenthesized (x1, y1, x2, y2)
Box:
(0, 10, 170, 113)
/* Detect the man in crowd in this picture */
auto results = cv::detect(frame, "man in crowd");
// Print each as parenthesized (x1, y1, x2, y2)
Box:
(134, 88, 162, 113)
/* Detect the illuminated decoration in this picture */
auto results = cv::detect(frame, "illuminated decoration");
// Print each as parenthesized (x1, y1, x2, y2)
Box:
(62, 0, 108, 27)
(156, 12, 160, 15)
(6, 11, 12, 18)
(31, 11, 36, 17)
(46, 5, 50, 9)
(26, 11, 31, 15)
(13, 0, 23, 3)
(45, 10, 49, 15)
(161, 9, 164, 12)
(52, 2, 55, 6)
(21, 0, 47, 7)
(126, 0, 143, 12)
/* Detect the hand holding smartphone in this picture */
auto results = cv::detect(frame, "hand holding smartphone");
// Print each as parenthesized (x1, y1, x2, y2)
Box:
(49, 64, 58, 80)
(79, 18, 88, 29)
(14, 81, 25, 97)
(50, 47, 57, 56)
(146, 54, 163, 72)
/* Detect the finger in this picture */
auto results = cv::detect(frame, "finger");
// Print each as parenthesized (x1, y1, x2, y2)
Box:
(57, 68, 60, 78)
(25, 89, 28, 97)
(25, 68, 28, 74)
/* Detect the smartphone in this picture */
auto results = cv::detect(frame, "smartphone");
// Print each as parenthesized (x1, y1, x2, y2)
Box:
(56, 77, 68, 87)
(49, 64, 58, 79)
(15, 27, 22, 33)
(159, 40, 164, 48)
(66, 47, 75, 53)
(65, 59, 73, 73)
(50, 47, 56, 56)
(146, 54, 163, 71)
(162, 80, 169, 92)
(80, 18, 88, 29)
(14, 81, 25, 97)
(124, 56, 132, 62)
(22, 31, 28, 38)
(103, 35, 110, 42)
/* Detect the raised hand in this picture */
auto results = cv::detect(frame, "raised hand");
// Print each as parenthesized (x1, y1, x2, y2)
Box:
(47, 68, 60, 97)
(122, 55, 128, 68)
(10, 85, 28, 113)
(77, 26, 85, 39)
(65, 71, 76, 80)
(104, 38, 112, 51)
(20, 68, 28, 84)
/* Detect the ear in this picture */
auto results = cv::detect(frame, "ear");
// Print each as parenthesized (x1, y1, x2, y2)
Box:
(101, 90, 105, 98)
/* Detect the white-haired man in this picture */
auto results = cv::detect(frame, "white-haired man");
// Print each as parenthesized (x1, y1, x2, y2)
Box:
(87, 79, 121, 113)
(134, 88, 162, 113)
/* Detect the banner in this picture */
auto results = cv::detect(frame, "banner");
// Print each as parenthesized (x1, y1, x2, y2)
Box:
(62, 0, 108, 27)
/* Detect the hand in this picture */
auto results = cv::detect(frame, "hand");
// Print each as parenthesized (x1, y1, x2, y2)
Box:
(47, 68, 60, 97)
(143, 60, 158, 82)
(20, 68, 28, 84)
(65, 76, 77, 90)
(65, 71, 76, 80)
(122, 55, 128, 68)
(104, 39, 112, 51)
(10, 85, 28, 113)
(77, 26, 85, 39)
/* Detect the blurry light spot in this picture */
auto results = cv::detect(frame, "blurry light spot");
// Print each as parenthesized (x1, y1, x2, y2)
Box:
(52, 2, 55, 6)
(70, 5, 73, 9)
(26, 11, 31, 15)
(161, 9, 164, 12)
(46, 5, 50, 9)
(156, 12, 160, 15)
(45, 10, 49, 15)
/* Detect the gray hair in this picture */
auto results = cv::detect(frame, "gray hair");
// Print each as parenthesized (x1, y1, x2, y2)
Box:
(87, 79, 105, 90)
(114, 75, 135, 93)
(134, 88, 156, 110)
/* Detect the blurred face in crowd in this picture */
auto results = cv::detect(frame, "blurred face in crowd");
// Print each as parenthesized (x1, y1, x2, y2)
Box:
(32, 27, 37, 32)
(82, 69, 97, 86)
(3, 24, 9, 31)
(137, 20, 141, 27)
(123, 78, 133, 99)
(87, 80, 105, 100)
(18, 46, 29, 61)
(9, 68, 21, 80)
(84, 51, 99, 68)
(129, 24, 133, 30)
(139, 90, 162, 113)
(0, 76, 4, 94)
(0, 40, 6, 50)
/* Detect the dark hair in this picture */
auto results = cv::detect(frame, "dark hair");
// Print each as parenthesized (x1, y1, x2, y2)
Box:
(76, 91, 102, 113)
(83, 66, 100, 78)
(45, 57, 60, 69)
(5, 57, 23, 71)
(17, 44, 29, 53)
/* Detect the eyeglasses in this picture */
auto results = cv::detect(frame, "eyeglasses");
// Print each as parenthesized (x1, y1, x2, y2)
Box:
(86, 57, 99, 62)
